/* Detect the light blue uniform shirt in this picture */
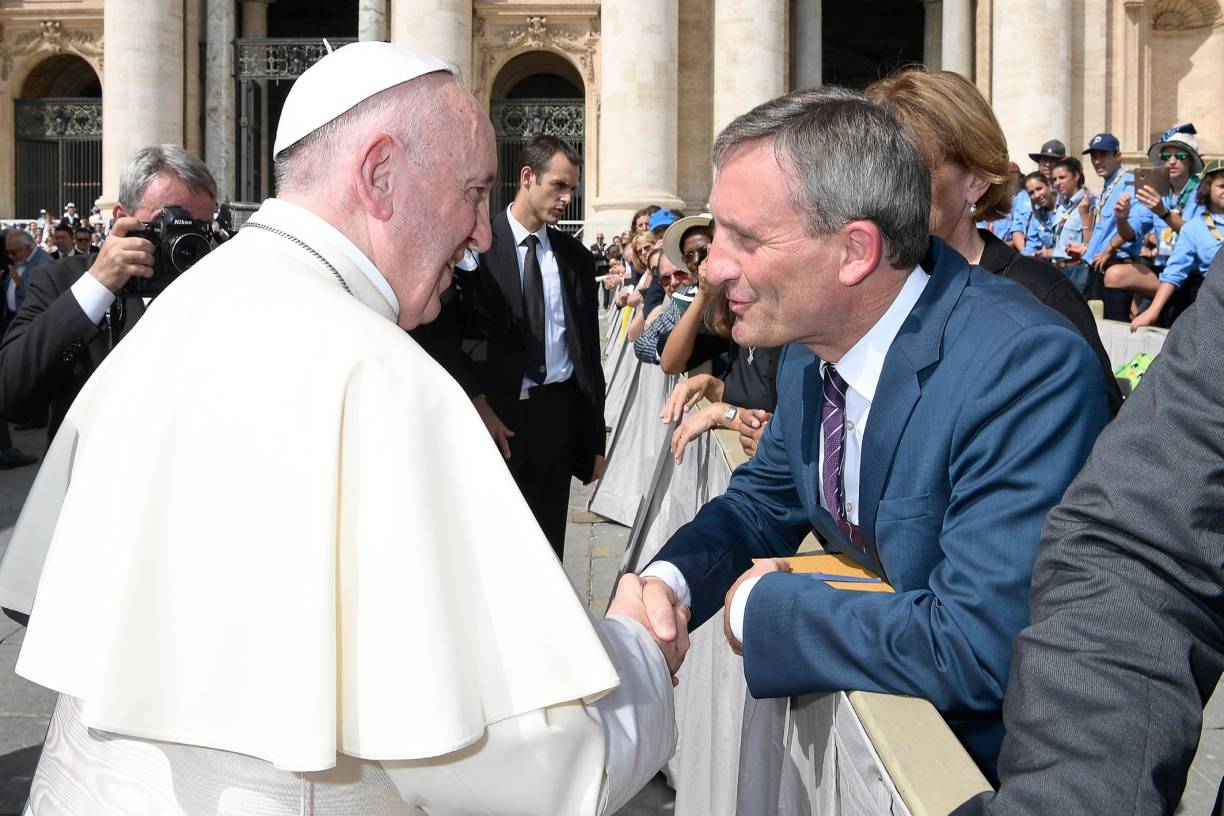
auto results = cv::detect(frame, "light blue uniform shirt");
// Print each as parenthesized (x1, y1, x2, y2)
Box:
(977, 217, 1012, 241)
(1084, 169, 1135, 261)
(1024, 207, 1055, 255)
(1051, 188, 1096, 261)
(1160, 212, 1224, 288)
(1126, 176, 1203, 265)
(1007, 190, 1033, 239)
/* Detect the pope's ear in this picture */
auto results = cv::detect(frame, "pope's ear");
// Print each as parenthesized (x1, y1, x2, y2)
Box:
(354, 133, 397, 222)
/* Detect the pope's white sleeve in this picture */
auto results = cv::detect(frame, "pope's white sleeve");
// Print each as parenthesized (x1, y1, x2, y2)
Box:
(379, 616, 676, 816)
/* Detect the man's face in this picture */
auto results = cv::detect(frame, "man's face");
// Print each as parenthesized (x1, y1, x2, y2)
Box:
(596, 233, 604, 243)
(74, 231, 92, 252)
(658, 253, 688, 294)
(1159, 145, 1192, 185)
(5, 235, 31, 264)
(1090, 150, 1122, 178)
(119, 172, 217, 223)
(1037, 158, 1056, 177)
(634, 214, 650, 233)
(53, 229, 72, 253)
(522, 152, 579, 227)
(681, 230, 710, 275)
(388, 87, 495, 329)
(706, 140, 840, 349)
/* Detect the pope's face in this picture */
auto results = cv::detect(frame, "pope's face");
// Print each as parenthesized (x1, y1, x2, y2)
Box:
(706, 139, 840, 349)
(391, 85, 495, 330)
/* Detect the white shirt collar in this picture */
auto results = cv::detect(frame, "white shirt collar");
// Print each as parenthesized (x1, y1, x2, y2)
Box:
(266, 198, 399, 315)
(506, 206, 550, 252)
(825, 266, 930, 404)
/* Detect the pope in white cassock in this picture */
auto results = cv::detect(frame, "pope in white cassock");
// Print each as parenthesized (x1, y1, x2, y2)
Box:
(0, 42, 687, 815)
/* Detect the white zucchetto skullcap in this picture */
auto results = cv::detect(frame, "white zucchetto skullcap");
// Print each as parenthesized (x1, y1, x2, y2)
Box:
(273, 41, 452, 158)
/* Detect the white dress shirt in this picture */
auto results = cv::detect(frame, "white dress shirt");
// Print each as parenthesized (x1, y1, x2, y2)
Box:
(506, 207, 573, 391)
(71, 198, 402, 325)
(643, 266, 931, 642)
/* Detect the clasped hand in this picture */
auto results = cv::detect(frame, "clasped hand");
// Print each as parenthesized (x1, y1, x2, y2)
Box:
(609, 575, 690, 686)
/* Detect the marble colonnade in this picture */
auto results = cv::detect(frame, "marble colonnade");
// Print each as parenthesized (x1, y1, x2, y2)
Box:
(99, 0, 186, 209)
(991, 0, 1071, 164)
(390, 0, 472, 82)
(921, 0, 974, 78)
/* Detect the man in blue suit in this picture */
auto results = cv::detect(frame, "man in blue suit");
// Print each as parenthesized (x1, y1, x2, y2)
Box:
(637, 87, 1111, 780)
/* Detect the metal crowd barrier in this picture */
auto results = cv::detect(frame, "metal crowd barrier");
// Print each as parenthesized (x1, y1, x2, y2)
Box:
(590, 316, 992, 814)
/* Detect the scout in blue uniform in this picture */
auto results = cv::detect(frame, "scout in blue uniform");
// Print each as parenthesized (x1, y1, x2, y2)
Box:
(1119, 124, 1204, 270)
(1083, 133, 1141, 320)
(1131, 159, 1224, 330)
(1049, 157, 1098, 295)
(1022, 172, 1057, 257)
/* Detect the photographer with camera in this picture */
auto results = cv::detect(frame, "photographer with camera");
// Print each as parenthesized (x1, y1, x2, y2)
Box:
(0, 144, 217, 447)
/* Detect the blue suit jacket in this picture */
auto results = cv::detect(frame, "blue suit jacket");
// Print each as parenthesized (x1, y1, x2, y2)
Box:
(649, 238, 1110, 776)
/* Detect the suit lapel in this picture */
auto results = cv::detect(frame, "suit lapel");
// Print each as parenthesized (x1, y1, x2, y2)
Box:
(857, 239, 970, 573)
(489, 210, 525, 323)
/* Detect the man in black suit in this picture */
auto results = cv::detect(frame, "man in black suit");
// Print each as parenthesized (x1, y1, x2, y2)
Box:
(0, 145, 217, 447)
(445, 135, 605, 557)
(954, 253, 1224, 813)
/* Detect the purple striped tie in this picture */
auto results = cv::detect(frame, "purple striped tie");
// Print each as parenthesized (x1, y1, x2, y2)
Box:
(821, 364, 863, 550)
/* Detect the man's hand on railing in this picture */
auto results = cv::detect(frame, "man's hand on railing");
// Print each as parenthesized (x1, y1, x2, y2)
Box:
(659, 374, 723, 423)
(737, 409, 772, 458)
(613, 575, 691, 686)
(471, 394, 514, 459)
(724, 558, 791, 656)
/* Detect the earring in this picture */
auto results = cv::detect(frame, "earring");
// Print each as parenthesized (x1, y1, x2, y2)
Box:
(969, 202, 978, 215)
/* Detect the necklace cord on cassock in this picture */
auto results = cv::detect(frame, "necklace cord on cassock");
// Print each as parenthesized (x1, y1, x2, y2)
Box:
(244, 222, 354, 296)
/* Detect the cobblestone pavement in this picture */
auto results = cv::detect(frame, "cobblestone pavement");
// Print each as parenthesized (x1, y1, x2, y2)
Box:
(1, 421, 1220, 814)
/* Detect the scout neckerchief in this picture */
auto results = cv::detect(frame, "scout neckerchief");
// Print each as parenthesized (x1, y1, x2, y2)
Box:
(1094, 170, 1126, 218)
(1204, 212, 1224, 244)
(1053, 188, 1086, 244)
(1158, 176, 1203, 261)
(1166, 175, 1200, 216)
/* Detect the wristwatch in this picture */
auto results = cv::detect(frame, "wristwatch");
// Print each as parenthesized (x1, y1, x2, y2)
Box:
(721, 405, 738, 427)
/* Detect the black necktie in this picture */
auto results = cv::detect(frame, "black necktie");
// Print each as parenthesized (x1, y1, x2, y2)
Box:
(522, 234, 547, 384)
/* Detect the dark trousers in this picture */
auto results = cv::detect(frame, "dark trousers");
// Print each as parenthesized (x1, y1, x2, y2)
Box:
(505, 378, 581, 560)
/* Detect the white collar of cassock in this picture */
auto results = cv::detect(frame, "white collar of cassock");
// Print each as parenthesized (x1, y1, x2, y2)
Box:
(262, 197, 400, 317)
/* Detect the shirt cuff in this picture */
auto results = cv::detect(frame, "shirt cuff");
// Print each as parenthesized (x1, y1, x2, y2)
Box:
(71, 269, 116, 324)
(729, 576, 763, 643)
(639, 561, 691, 609)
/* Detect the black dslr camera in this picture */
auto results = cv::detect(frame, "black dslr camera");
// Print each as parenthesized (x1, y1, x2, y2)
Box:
(123, 205, 213, 296)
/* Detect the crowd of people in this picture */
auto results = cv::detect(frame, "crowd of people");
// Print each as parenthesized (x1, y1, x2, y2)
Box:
(977, 123, 1221, 332)
(0, 38, 1218, 815)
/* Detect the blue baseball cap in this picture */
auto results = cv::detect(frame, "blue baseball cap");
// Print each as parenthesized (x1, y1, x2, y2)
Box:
(1083, 133, 1121, 154)
(648, 209, 682, 232)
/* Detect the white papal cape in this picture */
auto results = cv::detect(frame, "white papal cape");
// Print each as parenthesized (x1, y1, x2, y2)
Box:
(0, 199, 674, 815)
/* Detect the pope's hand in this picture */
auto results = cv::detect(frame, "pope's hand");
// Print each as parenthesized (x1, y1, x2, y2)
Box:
(89, 216, 155, 293)
(724, 558, 791, 656)
(609, 575, 690, 685)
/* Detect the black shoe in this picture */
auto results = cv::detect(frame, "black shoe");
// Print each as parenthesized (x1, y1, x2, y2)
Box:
(0, 449, 38, 469)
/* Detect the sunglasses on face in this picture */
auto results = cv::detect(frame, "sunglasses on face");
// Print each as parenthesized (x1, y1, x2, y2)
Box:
(683, 246, 710, 263)
(1161, 151, 1190, 162)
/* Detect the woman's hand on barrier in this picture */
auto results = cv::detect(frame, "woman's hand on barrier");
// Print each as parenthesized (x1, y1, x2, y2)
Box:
(670, 403, 724, 465)
(737, 410, 772, 458)
(660, 374, 718, 423)
(724, 558, 792, 656)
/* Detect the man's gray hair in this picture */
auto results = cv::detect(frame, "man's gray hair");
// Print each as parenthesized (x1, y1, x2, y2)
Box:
(9, 229, 35, 249)
(712, 86, 930, 269)
(273, 70, 459, 195)
(118, 144, 218, 213)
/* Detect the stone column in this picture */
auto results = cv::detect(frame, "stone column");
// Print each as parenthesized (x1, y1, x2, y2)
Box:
(1119, 0, 1151, 152)
(790, 0, 821, 89)
(942, 0, 973, 78)
(712, 0, 786, 136)
(991, 0, 1071, 164)
(359, 0, 388, 42)
(242, 0, 272, 199)
(205, 0, 237, 201)
(592, 0, 684, 235)
(924, 0, 943, 69)
(101, 0, 186, 210)
(390, 0, 471, 84)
